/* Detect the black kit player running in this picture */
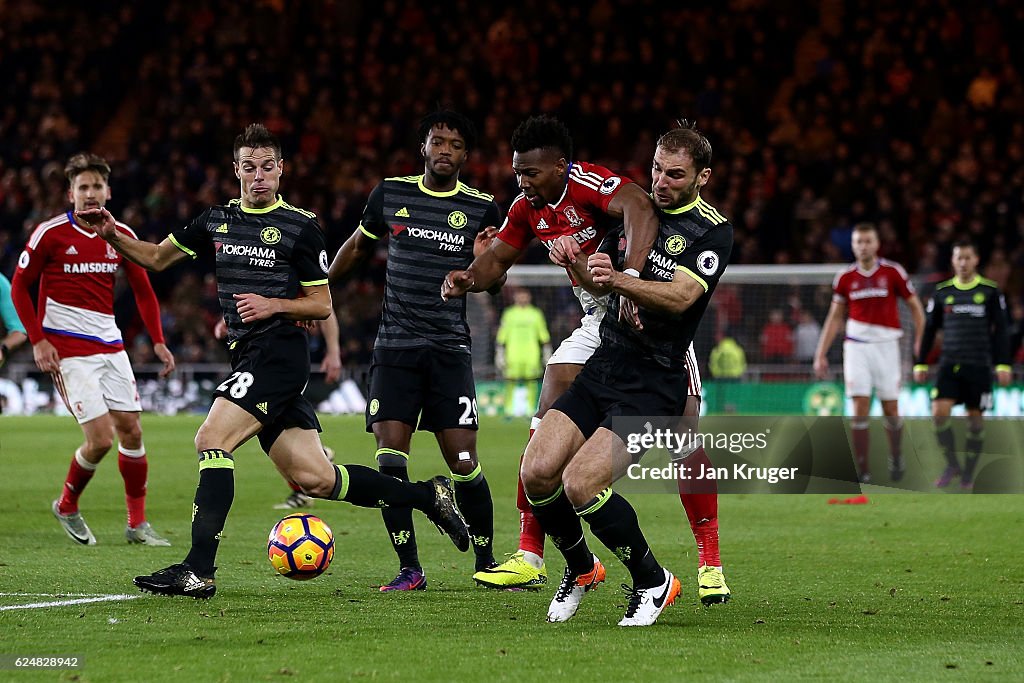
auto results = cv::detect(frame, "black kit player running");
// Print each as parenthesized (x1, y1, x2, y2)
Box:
(328, 111, 503, 590)
(84, 124, 468, 599)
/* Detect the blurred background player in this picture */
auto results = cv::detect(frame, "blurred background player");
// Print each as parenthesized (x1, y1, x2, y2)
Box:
(10, 153, 176, 546)
(814, 223, 925, 485)
(0, 274, 28, 372)
(495, 288, 550, 418)
(328, 110, 502, 590)
(914, 239, 1011, 491)
(442, 115, 659, 590)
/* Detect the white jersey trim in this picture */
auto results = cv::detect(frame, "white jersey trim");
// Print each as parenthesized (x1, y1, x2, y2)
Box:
(42, 298, 122, 345)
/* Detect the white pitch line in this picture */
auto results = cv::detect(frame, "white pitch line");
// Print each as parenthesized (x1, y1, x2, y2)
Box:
(0, 593, 110, 597)
(0, 594, 140, 611)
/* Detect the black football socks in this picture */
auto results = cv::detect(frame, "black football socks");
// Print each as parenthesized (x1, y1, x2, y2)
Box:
(452, 465, 495, 571)
(577, 489, 662, 589)
(183, 450, 236, 578)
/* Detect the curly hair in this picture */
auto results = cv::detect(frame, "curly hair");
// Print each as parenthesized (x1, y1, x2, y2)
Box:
(418, 109, 478, 151)
(510, 115, 573, 160)
(656, 119, 712, 171)
(233, 123, 282, 161)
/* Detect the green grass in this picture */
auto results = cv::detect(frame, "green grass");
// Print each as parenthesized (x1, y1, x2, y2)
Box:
(1, 415, 1022, 682)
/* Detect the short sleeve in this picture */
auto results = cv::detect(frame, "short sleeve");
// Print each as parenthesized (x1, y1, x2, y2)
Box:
(482, 200, 501, 230)
(169, 208, 214, 258)
(569, 162, 627, 214)
(832, 270, 848, 303)
(893, 263, 915, 298)
(294, 218, 329, 286)
(675, 225, 733, 293)
(496, 196, 534, 250)
(358, 184, 388, 240)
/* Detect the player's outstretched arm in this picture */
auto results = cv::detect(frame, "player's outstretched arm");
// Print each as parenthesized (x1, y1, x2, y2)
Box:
(234, 283, 332, 324)
(328, 228, 376, 283)
(589, 253, 703, 314)
(76, 208, 188, 272)
(442, 238, 521, 300)
(812, 301, 846, 379)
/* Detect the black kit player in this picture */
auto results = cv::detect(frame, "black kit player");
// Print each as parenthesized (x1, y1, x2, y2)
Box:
(81, 124, 468, 598)
(328, 111, 503, 590)
(913, 239, 1012, 491)
(523, 123, 734, 626)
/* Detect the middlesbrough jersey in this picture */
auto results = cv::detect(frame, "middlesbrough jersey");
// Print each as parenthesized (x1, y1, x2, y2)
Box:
(832, 259, 915, 342)
(497, 161, 627, 316)
(11, 211, 165, 358)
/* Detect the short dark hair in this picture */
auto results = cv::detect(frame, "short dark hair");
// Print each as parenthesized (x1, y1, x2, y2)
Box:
(418, 110, 478, 152)
(233, 123, 282, 161)
(853, 222, 878, 235)
(656, 119, 712, 171)
(65, 153, 111, 184)
(953, 238, 977, 253)
(511, 115, 573, 161)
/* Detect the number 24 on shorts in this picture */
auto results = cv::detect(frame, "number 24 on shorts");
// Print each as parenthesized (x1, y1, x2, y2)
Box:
(217, 371, 255, 398)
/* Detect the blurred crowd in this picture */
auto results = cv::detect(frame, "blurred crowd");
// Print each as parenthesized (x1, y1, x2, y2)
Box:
(1, 0, 1022, 370)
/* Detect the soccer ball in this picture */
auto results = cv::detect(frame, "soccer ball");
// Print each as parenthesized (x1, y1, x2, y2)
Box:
(268, 513, 335, 580)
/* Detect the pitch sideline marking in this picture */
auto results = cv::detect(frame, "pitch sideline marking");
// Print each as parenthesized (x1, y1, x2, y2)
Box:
(0, 594, 141, 611)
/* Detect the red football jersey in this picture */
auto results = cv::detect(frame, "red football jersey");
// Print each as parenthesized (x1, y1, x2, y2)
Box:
(832, 259, 915, 342)
(11, 212, 165, 358)
(498, 161, 626, 312)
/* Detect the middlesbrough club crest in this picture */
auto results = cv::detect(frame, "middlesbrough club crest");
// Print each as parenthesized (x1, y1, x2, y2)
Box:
(563, 205, 582, 227)
(106, 243, 118, 260)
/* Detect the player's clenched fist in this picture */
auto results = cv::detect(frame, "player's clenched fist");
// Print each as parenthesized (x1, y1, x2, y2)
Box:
(233, 292, 278, 323)
(548, 235, 582, 267)
(441, 270, 474, 301)
(587, 252, 615, 285)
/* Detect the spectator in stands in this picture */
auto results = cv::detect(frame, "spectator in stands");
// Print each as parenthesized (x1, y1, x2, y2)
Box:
(760, 309, 794, 362)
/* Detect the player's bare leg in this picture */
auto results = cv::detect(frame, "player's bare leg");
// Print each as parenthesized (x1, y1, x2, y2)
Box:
(475, 363, 583, 589)
(437, 428, 495, 573)
(674, 396, 730, 604)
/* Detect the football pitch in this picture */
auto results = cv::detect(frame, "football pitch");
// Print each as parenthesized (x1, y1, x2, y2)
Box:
(1, 415, 1021, 682)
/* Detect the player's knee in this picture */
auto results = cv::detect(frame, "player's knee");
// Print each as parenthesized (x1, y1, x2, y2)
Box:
(561, 462, 600, 508)
(84, 433, 114, 458)
(117, 423, 143, 450)
(521, 454, 557, 496)
(194, 422, 228, 453)
(294, 470, 333, 498)
(447, 454, 478, 478)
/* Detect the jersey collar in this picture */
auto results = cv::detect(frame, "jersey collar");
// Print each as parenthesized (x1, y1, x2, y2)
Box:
(547, 163, 571, 208)
(855, 259, 879, 276)
(418, 175, 461, 197)
(659, 195, 701, 215)
(952, 274, 981, 290)
(239, 195, 284, 214)
(66, 211, 99, 238)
